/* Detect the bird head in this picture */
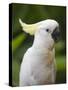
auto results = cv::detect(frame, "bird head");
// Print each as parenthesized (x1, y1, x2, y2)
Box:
(35, 19, 60, 42)
(19, 19, 60, 49)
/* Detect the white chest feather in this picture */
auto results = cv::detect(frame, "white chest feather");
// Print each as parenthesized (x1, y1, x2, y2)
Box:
(19, 47, 56, 86)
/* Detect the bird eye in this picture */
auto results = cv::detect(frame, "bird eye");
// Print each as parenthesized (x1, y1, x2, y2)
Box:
(46, 29, 49, 32)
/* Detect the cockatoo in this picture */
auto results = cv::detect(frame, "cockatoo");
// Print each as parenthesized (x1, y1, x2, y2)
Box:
(19, 19, 60, 86)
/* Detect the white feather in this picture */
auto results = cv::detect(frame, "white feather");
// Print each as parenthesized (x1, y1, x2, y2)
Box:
(19, 19, 59, 86)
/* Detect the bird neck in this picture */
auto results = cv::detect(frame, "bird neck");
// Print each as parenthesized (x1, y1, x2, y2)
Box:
(32, 34, 54, 51)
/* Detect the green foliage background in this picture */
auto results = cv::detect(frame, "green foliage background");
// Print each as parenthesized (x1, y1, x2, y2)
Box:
(11, 3, 66, 86)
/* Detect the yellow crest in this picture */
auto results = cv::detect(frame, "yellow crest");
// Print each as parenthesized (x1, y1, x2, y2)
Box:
(19, 18, 37, 35)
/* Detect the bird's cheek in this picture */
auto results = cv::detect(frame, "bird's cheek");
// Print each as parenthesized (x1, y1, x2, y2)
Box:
(40, 30, 47, 36)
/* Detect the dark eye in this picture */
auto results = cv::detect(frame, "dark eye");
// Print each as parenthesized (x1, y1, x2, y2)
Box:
(46, 29, 49, 32)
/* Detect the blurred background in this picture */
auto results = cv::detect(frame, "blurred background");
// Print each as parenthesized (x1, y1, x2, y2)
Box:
(11, 3, 66, 86)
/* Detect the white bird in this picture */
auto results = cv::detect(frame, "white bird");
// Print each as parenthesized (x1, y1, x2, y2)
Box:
(19, 19, 60, 86)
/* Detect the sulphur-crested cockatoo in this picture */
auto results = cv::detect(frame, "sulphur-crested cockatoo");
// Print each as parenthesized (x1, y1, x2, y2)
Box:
(19, 19, 60, 86)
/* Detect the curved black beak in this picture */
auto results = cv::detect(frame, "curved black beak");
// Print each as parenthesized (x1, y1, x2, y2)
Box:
(51, 28, 60, 42)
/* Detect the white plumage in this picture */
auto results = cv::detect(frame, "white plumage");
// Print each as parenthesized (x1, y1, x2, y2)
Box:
(19, 19, 59, 86)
